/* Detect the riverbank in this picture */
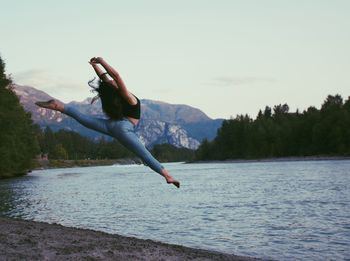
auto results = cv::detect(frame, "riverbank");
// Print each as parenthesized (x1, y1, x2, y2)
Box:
(0, 217, 260, 261)
(190, 156, 350, 164)
(34, 157, 143, 170)
(33, 156, 350, 170)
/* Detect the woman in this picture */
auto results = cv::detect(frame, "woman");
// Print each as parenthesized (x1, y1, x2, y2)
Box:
(36, 57, 180, 188)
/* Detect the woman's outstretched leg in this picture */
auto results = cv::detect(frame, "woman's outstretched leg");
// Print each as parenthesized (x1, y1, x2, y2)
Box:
(108, 120, 180, 188)
(36, 100, 110, 135)
(35, 100, 180, 188)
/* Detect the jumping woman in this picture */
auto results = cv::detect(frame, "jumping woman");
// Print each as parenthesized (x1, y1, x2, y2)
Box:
(35, 57, 180, 188)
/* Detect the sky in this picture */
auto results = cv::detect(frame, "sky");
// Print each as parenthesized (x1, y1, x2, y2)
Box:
(1, 0, 349, 119)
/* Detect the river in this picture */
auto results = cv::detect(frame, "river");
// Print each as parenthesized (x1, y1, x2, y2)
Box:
(0, 160, 349, 260)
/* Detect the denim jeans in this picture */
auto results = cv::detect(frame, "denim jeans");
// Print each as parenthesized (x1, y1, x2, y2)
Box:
(63, 104, 164, 174)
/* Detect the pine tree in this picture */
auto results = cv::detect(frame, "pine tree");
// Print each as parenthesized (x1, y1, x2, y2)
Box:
(195, 95, 350, 160)
(0, 55, 39, 178)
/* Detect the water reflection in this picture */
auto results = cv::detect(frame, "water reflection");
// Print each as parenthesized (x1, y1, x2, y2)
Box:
(0, 180, 15, 214)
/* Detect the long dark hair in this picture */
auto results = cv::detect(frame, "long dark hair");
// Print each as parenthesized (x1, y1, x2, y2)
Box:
(89, 79, 123, 119)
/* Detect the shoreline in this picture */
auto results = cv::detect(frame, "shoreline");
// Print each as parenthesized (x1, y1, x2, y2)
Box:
(33, 157, 143, 170)
(36, 155, 350, 170)
(189, 155, 350, 164)
(0, 217, 260, 261)
(19, 155, 349, 175)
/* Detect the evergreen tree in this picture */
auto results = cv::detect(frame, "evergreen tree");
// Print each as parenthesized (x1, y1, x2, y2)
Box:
(0, 56, 39, 178)
(35, 128, 134, 160)
(195, 94, 350, 160)
(151, 143, 195, 162)
(51, 144, 68, 160)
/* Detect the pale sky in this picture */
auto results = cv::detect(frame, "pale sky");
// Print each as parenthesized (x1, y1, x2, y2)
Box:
(1, 0, 349, 119)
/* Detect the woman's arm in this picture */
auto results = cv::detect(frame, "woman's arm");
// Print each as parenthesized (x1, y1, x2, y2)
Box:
(90, 57, 137, 105)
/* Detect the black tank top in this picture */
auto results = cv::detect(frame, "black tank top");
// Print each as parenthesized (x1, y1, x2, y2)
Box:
(121, 95, 141, 119)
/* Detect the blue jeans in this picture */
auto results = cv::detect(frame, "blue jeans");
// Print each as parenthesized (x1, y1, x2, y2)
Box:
(63, 104, 164, 174)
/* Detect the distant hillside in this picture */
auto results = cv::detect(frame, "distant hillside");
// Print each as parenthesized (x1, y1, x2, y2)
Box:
(141, 99, 211, 124)
(13, 84, 223, 149)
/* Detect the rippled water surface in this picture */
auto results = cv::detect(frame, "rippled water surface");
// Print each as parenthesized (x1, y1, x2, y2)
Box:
(1, 161, 350, 260)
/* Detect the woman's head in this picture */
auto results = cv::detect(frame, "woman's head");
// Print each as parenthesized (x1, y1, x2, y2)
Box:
(89, 79, 123, 119)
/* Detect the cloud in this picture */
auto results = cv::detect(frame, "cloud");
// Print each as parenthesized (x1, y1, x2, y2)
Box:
(207, 76, 277, 87)
(13, 69, 50, 87)
(12, 69, 89, 102)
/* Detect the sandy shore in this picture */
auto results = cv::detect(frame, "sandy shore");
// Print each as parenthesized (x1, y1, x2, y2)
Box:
(0, 217, 261, 261)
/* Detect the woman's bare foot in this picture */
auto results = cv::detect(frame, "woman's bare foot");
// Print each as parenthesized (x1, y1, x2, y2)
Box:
(167, 179, 180, 188)
(161, 169, 180, 188)
(35, 99, 64, 112)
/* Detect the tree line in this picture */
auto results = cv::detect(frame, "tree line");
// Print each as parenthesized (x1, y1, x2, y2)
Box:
(36, 127, 133, 160)
(36, 127, 195, 162)
(196, 95, 350, 160)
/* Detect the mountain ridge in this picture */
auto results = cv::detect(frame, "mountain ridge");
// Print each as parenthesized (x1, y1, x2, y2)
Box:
(12, 84, 223, 149)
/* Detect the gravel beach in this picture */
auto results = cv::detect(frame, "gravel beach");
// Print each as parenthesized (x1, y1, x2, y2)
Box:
(0, 217, 261, 261)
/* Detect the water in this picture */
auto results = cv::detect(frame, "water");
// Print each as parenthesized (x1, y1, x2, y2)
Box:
(1, 161, 349, 260)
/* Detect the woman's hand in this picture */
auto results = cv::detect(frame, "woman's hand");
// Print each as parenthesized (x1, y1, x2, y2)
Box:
(89, 57, 104, 64)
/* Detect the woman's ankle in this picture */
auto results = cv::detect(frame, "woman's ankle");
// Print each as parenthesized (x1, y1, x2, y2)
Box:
(161, 169, 171, 180)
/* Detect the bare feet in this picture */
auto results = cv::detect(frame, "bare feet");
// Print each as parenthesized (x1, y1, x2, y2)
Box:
(167, 179, 180, 188)
(161, 169, 180, 188)
(35, 99, 64, 112)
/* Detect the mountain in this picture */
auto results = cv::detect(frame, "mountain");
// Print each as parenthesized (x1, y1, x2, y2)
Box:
(12, 84, 223, 149)
(141, 99, 211, 124)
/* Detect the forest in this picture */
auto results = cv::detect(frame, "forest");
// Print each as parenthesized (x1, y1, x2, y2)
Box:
(35, 127, 194, 162)
(195, 95, 350, 160)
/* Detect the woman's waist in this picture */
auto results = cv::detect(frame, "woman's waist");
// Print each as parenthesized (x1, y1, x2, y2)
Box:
(126, 116, 139, 126)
